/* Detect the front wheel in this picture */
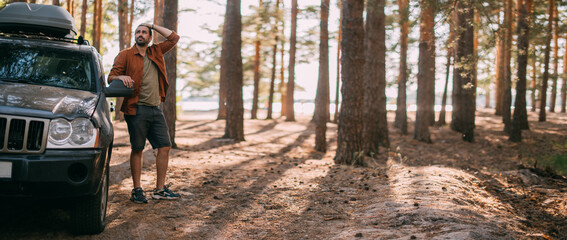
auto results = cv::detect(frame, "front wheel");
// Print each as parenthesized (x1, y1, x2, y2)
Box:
(69, 163, 109, 235)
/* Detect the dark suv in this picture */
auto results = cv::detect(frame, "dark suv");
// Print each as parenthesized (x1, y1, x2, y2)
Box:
(0, 3, 131, 234)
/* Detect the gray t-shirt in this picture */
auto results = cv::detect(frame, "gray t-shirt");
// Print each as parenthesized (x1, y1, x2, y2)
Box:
(138, 53, 160, 106)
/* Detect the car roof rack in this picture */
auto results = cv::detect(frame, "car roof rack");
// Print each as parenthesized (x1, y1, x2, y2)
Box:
(0, 32, 90, 45)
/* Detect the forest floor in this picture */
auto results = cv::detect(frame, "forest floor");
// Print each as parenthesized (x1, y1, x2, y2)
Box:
(0, 108, 566, 239)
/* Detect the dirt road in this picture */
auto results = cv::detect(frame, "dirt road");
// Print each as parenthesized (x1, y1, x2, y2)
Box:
(1, 109, 566, 239)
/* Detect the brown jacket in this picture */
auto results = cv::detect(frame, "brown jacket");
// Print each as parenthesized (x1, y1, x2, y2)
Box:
(108, 31, 180, 115)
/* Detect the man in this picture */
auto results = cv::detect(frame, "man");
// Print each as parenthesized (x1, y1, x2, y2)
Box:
(108, 23, 180, 203)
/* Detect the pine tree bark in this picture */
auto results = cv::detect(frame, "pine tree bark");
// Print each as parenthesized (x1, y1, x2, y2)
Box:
(438, 25, 453, 126)
(539, 0, 554, 122)
(335, 0, 364, 165)
(251, 33, 261, 119)
(127, 0, 134, 46)
(314, 0, 330, 152)
(80, 0, 86, 37)
(363, 0, 388, 155)
(451, 0, 475, 142)
(153, 0, 164, 43)
(279, 0, 286, 117)
(285, 0, 298, 121)
(562, 39, 567, 113)
(218, 15, 228, 120)
(162, 0, 178, 148)
(223, 0, 244, 141)
(414, 0, 435, 143)
(494, 8, 504, 116)
(66, 0, 74, 16)
(115, 0, 129, 122)
(394, 0, 408, 134)
(333, 0, 342, 123)
(531, 49, 537, 112)
(92, 0, 102, 52)
(510, 0, 532, 142)
(550, 3, 558, 113)
(251, 0, 263, 120)
(266, 0, 280, 120)
(502, 0, 513, 133)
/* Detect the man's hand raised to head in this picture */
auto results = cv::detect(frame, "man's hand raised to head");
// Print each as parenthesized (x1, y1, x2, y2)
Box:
(142, 23, 173, 38)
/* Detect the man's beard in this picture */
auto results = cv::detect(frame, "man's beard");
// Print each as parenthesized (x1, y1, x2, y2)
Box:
(136, 37, 149, 46)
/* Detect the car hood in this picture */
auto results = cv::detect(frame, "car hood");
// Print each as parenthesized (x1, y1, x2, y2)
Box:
(0, 82, 98, 117)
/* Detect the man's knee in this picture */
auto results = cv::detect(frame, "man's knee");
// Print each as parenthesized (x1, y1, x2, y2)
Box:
(130, 149, 143, 157)
(157, 146, 171, 153)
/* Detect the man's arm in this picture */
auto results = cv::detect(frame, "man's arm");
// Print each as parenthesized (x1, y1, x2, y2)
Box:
(141, 23, 179, 54)
(108, 53, 134, 88)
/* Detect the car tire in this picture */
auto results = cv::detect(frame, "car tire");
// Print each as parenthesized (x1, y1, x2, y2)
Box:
(69, 161, 109, 235)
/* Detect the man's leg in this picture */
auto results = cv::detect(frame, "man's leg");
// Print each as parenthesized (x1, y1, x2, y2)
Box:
(155, 146, 171, 189)
(130, 149, 144, 189)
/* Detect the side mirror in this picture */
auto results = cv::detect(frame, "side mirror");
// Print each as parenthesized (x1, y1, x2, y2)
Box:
(103, 80, 133, 97)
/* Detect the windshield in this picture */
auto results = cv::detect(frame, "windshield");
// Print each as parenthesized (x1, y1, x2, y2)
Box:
(0, 42, 95, 91)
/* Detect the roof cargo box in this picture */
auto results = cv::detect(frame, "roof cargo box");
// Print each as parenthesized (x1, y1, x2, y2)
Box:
(0, 2, 77, 38)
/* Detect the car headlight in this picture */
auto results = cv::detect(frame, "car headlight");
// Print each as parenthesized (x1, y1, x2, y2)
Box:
(47, 118, 98, 148)
(48, 118, 71, 145)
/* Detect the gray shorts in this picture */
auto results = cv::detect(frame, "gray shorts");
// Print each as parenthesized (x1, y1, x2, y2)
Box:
(124, 105, 171, 151)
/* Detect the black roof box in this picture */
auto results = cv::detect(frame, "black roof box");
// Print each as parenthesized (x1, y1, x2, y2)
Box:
(0, 2, 77, 38)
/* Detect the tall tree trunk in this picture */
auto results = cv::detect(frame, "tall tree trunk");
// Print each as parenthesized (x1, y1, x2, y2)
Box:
(153, 0, 164, 43)
(251, 32, 261, 119)
(115, 0, 129, 122)
(118, 0, 129, 51)
(562, 38, 567, 113)
(162, 0, 178, 148)
(549, 3, 558, 113)
(218, 15, 228, 120)
(531, 48, 537, 112)
(473, 12, 479, 105)
(451, 0, 475, 142)
(362, 0, 388, 156)
(223, 0, 244, 141)
(438, 23, 454, 126)
(92, 0, 102, 52)
(285, 0, 298, 121)
(314, 0, 329, 152)
(510, 0, 532, 142)
(279, 0, 286, 117)
(494, 8, 504, 116)
(80, 0, 86, 38)
(66, 0, 74, 16)
(333, 0, 342, 123)
(127, 0, 134, 46)
(539, 0, 554, 122)
(394, 0, 408, 134)
(335, 0, 364, 166)
(502, 0, 513, 133)
(251, 0, 263, 120)
(414, 0, 435, 143)
(267, 0, 281, 120)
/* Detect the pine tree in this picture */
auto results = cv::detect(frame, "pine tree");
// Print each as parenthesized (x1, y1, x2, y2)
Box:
(335, 0, 364, 165)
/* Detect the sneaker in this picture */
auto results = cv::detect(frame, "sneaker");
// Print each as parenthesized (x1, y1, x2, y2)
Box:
(152, 183, 181, 200)
(130, 187, 148, 204)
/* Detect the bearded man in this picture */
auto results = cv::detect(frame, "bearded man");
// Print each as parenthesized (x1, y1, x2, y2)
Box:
(108, 23, 180, 203)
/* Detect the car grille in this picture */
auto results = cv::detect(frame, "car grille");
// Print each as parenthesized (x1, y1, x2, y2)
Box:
(0, 115, 49, 153)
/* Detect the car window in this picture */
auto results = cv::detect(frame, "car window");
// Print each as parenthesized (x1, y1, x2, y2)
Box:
(0, 42, 95, 92)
